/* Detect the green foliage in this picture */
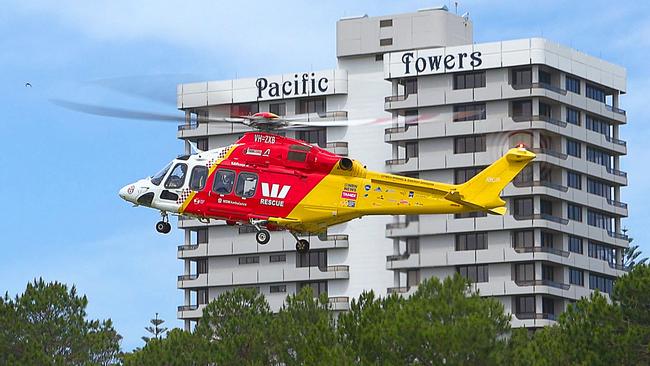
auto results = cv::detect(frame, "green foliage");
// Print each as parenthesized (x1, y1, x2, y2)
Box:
(122, 328, 211, 366)
(141, 312, 168, 344)
(623, 244, 648, 268)
(0, 278, 121, 366)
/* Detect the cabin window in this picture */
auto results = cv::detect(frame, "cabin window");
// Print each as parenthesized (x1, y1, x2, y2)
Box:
(212, 169, 235, 195)
(164, 163, 188, 189)
(189, 166, 209, 191)
(235, 172, 258, 198)
(151, 162, 172, 186)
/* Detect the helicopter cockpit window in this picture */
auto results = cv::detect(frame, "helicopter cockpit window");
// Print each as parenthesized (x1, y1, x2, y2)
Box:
(235, 172, 258, 198)
(288, 144, 310, 162)
(212, 169, 235, 195)
(189, 166, 209, 191)
(164, 163, 188, 189)
(151, 162, 172, 186)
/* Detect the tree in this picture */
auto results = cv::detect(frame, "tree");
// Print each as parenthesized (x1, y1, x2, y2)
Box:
(142, 312, 168, 343)
(612, 264, 650, 363)
(123, 328, 211, 366)
(271, 287, 351, 365)
(0, 278, 121, 365)
(195, 287, 273, 365)
(623, 244, 648, 269)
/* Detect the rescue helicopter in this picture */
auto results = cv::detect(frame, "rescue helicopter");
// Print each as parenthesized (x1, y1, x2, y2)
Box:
(117, 111, 536, 253)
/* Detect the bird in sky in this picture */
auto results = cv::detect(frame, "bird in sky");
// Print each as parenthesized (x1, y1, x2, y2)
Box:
(25, 82, 32, 88)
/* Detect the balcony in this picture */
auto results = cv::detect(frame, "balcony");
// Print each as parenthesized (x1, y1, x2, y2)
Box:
(514, 312, 557, 321)
(512, 115, 567, 128)
(385, 157, 419, 174)
(385, 220, 420, 238)
(324, 141, 349, 156)
(177, 304, 207, 319)
(606, 199, 628, 209)
(513, 214, 569, 225)
(328, 296, 350, 311)
(608, 262, 630, 272)
(515, 279, 570, 290)
(605, 167, 627, 178)
(513, 180, 568, 192)
(605, 136, 627, 147)
(514, 246, 570, 258)
(386, 253, 421, 270)
(605, 105, 626, 116)
(607, 231, 630, 241)
(384, 93, 418, 110)
(512, 82, 567, 96)
(177, 243, 208, 259)
(384, 124, 419, 142)
(294, 110, 349, 123)
(529, 148, 568, 160)
(387, 286, 411, 294)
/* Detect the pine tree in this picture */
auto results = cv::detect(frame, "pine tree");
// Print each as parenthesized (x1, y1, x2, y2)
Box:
(142, 312, 168, 343)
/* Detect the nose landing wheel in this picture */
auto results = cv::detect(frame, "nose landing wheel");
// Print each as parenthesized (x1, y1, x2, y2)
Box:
(296, 239, 310, 254)
(255, 229, 271, 245)
(156, 211, 171, 234)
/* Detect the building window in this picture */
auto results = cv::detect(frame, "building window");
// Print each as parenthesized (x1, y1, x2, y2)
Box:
(566, 139, 581, 158)
(512, 68, 532, 86)
(566, 108, 581, 125)
(270, 285, 287, 293)
(296, 249, 327, 269)
(380, 38, 393, 46)
(586, 115, 611, 137)
(588, 241, 616, 263)
(375, 54, 384, 62)
(539, 70, 551, 85)
(567, 203, 582, 222)
(193, 138, 208, 151)
(511, 100, 532, 118)
(455, 232, 488, 251)
(269, 102, 286, 116)
(195, 228, 208, 244)
(513, 198, 533, 217)
(515, 263, 535, 282)
(539, 102, 552, 118)
(587, 178, 612, 199)
(454, 135, 486, 154)
(238, 256, 259, 265)
(457, 264, 489, 283)
(230, 102, 259, 117)
(453, 71, 486, 89)
(586, 84, 606, 103)
(455, 211, 487, 219)
(586, 147, 612, 168)
(540, 199, 553, 216)
(399, 78, 418, 95)
(295, 128, 327, 148)
(567, 171, 582, 190)
(541, 264, 555, 281)
(406, 238, 420, 254)
(454, 167, 484, 184)
(197, 259, 208, 274)
(404, 141, 419, 158)
(589, 273, 614, 294)
(569, 235, 583, 254)
(197, 288, 209, 305)
(514, 165, 533, 185)
(453, 103, 486, 122)
(540, 231, 554, 249)
(298, 281, 328, 296)
(379, 19, 393, 27)
(297, 96, 326, 114)
(407, 270, 420, 287)
(269, 254, 286, 263)
(566, 75, 581, 94)
(569, 268, 584, 286)
(516, 296, 536, 315)
(513, 230, 534, 249)
(587, 210, 613, 231)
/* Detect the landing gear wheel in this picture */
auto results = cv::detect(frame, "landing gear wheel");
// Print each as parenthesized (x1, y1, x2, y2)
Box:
(296, 239, 310, 254)
(156, 221, 171, 234)
(255, 229, 271, 245)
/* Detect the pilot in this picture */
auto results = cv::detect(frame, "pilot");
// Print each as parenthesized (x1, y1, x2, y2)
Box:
(214, 171, 234, 194)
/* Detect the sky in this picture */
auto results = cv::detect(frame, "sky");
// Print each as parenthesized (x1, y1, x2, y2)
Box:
(1, 0, 649, 351)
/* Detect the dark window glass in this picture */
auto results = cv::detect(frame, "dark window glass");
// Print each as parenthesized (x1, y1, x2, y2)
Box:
(193, 138, 209, 151)
(587, 210, 613, 231)
(512, 68, 532, 86)
(455, 211, 487, 219)
(539, 102, 552, 118)
(517, 295, 536, 314)
(540, 231, 554, 248)
(454, 135, 486, 154)
(295, 129, 327, 147)
(404, 110, 419, 125)
(568, 203, 582, 222)
(514, 165, 533, 184)
(380, 38, 393, 46)
(296, 249, 327, 269)
(457, 264, 489, 283)
(586, 84, 606, 103)
(566, 76, 581, 94)
(515, 263, 535, 281)
(455, 233, 488, 251)
(567, 171, 582, 189)
(269, 103, 286, 116)
(542, 297, 555, 315)
(230, 103, 259, 117)
(151, 162, 172, 186)
(513, 230, 534, 248)
(189, 166, 209, 191)
(566, 139, 581, 158)
(541, 264, 554, 281)
(588, 241, 616, 263)
(197, 259, 208, 274)
(269, 254, 286, 263)
(512, 100, 533, 118)
(197, 288, 209, 305)
(375, 54, 384, 62)
(587, 147, 612, 168)
(589, 273, 614, 294)
(379, 19, 393, 27)
(539, 70, 551, 84)
(196, 229, 208, 244)
(287, 151, 307, 162)
(569, 235, 583, 254)
(566, 108, 581, 125)
(298, 281, 328, 296)
(454, 167, 484, 184)
(407, 270, 420, 287)
(164, 163, 188, 189)
(569, 268, 584, 286)
(270, 285, 287, 293)
(453, 72, 486, 89)
(399, 78, 418, 95)
(540, 199, 553, 216)
(238, 256, 259, 265)
(235, 172, 258, 198)
(586, 115, 611, 137)
(453, 103, 486, 122)
(212, 169, 236, 195)
(297, 97, 326, 114)
(587, 178, 612, 199)
(513, 198, 533, 216)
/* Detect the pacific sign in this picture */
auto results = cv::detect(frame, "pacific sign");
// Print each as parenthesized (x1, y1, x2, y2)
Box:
(256, 72, 329, 99)
(401, 51, 483, 75)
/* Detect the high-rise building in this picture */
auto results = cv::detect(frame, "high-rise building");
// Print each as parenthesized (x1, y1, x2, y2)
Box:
(175, 7, 629, 331)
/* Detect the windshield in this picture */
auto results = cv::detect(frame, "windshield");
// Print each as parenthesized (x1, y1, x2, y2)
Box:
(151, 162, 172, 186)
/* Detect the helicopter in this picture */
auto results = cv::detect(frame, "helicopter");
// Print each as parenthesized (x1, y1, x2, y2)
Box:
(117, 111, 536, 253)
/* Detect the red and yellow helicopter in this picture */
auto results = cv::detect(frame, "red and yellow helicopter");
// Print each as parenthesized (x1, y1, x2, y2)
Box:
(118, 111, 535, 253)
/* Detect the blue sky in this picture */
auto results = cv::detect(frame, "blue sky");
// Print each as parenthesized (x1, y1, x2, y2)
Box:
(1, 0, 648, 351)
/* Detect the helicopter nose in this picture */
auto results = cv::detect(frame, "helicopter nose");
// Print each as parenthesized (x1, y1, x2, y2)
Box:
(119, 183, 137, 203)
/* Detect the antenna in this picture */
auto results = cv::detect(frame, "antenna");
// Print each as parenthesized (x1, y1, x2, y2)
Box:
(455, 1, 458, 14)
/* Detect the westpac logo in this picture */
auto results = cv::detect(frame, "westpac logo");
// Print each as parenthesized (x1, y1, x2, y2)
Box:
(260, 183, 290, 207)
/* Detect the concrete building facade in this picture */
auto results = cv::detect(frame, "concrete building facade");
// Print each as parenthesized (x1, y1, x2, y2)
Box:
(174, 7, 629, 330)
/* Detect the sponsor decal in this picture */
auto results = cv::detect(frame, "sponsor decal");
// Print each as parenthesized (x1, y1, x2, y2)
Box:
(347, 200, 356, 208)
(344, 183, 357, 192)
(364, 184, 371, 191)
(127, 185, 135, 195)
(261, 183, 291, 199)
(399, 199, 409, 205)
(341, 191, 357, 200)
(408, 191, 414, 198)
(230, 161, 248, 167)
(260, 198, 284, 207)
(246, 148, 263, 156)
(363, 193, 369, 198)
(374, 187, 382, 192)
(219, 198, 247, 207)
(193, 198, 205, 205)
(486, 177, 501, 183)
